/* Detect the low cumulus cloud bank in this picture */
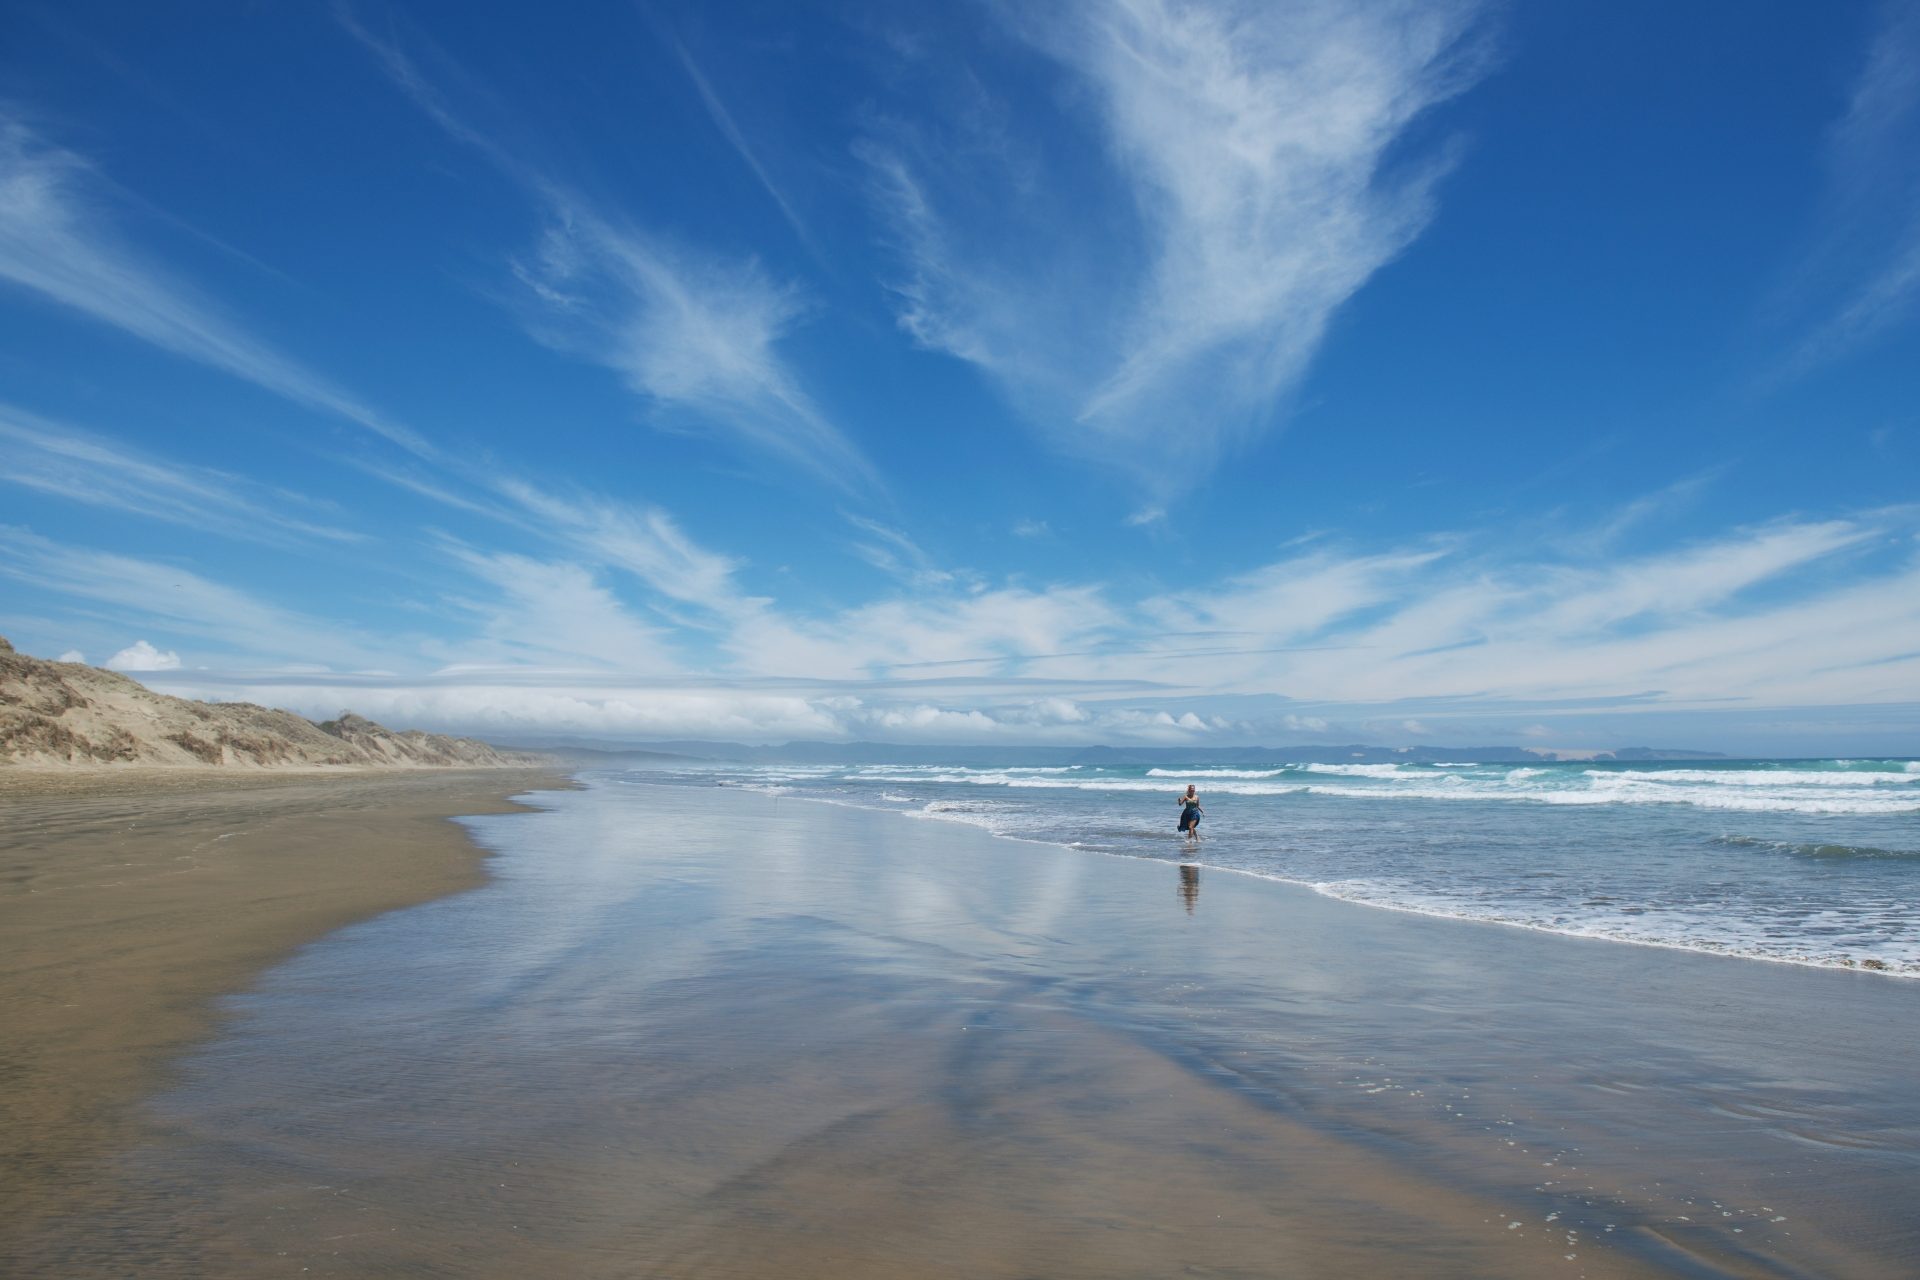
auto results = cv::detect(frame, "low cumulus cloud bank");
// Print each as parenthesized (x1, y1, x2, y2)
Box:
(134, 675, 1244, 747)
(11, 457, 1918, 749)
(106, 640, 182, 672)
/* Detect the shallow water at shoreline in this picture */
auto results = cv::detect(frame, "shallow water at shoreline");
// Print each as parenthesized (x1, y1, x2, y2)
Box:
(634, 756, 1920, 975)
(16, 777, 1920, 1277)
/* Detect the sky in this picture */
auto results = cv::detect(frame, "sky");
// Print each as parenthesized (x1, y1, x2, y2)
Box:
(1, 0, 1916, 756)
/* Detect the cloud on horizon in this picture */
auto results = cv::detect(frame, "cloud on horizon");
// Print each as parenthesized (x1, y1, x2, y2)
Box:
(13, 495, 1916, 751)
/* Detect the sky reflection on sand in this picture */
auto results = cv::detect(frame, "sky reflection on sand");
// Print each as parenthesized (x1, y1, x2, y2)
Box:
(32, 779, 1920, 1278)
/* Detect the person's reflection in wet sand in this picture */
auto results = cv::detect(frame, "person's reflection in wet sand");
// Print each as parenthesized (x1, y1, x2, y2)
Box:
(1178, 863, 1200, 915)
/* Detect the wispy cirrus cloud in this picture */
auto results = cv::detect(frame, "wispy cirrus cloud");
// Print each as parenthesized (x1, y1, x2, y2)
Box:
(438, 547, 680, 673)
(0, 525, 391, 667)
(10, 496, 1916, 748)
(1142, 544, 1451, 644)
(1779, 1, 1920, 373)
(511, 214, 875, 489)
(842, 513, 958, 588)
(701, 505, 1912, 723)
(336, 9, 877, 491)
(0, 117, 430, 455)
(1104, 512, 1912, 712)
(727, 582, 1124, 684)
(493, 479, 762, 621)
(862, 0, 1492, 489)
(0, 403, 366, 546)
(666, 34, 821, 260)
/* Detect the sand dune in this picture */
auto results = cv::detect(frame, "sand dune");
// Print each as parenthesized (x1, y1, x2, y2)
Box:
(0, 636, 534, 769)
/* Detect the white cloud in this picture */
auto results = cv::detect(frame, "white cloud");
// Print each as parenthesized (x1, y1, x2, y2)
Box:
(0, 526, 390, 668)
(0, 403, 364, 546)
(512, 214, 875, 488)
(135, 675, 1230, 746)
(158, 677, 848, 744)
(863, 0, 1491, 487)
(727, 583, 1123, 683)
(57, 649, 84, 664)
(495, 481, 760, 620)
(13, 496, 1918, 748)
(0, 118, 428, 455)
(338, 13, 875, 489)
(1526, 520, 1867, 636)
(1139, 515, 1918, 712)
(1145, 544, 1446, 644)
(1779, 2, 1920, 372)
(843, 513, 955, 587)
(440, 548, 681, 672)
(667, 35, 819, 257)
(106, 640, 181, 671)
(1578, 471, 1721, 551)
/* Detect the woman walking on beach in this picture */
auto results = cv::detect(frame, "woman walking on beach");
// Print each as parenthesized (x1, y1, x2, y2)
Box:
(1177, 784, 1204, 845)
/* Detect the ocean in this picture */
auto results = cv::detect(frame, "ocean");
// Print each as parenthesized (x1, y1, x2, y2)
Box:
(619, 755, 1920, 976)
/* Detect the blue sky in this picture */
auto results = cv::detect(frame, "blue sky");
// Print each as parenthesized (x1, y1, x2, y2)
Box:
(1, 0, 1916, 754)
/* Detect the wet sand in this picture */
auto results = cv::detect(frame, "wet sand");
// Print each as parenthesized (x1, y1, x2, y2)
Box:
(0, 767, 567, 1254)
(8, 777, 1920, 1277)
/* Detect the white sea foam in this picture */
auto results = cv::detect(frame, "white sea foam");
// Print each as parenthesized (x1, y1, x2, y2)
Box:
(1591, 768, 1920, 788)
(1713, 835, 1917, 860)
(1145, 767, 1287, 778)
(912, 797, 1025, 835)
(850, 766, 1083, 785)
(1304, 878, 1918, 976)
(1301, 781, 1920, 815)
(851, 771, 979, 784)
(855, 767, 1920, 814)
(993, 777, 1311, 796)
(1299, 763, 1413, 778)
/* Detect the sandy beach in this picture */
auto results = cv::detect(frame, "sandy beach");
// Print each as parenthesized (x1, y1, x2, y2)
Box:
(0, 766, 567, 1258)
(6, 774, 1917, 1278)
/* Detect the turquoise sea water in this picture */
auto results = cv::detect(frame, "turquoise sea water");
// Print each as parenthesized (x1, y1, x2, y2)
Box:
(619, 756, 1920, 975)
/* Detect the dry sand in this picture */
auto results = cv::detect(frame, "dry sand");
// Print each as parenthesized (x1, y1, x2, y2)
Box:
(0, 767, 567, 1244)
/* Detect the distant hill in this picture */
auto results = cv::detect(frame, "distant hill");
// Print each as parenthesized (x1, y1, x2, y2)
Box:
(0, 637, 542, 770)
